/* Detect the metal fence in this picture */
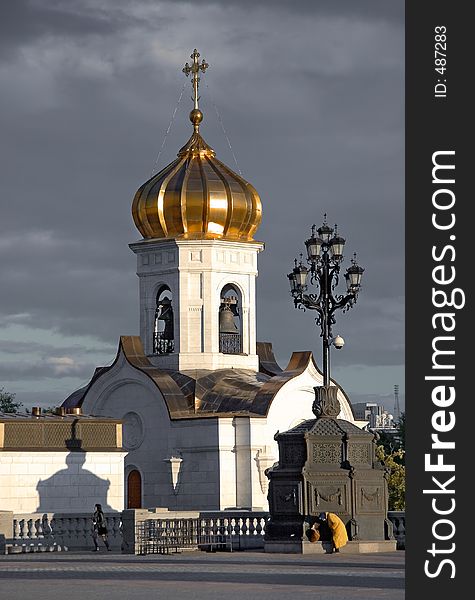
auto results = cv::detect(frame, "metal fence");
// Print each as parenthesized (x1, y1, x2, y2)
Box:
(135, 517, 233, 555)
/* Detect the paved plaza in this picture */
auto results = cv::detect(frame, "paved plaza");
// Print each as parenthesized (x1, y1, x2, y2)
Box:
(0, 549, 405, 600)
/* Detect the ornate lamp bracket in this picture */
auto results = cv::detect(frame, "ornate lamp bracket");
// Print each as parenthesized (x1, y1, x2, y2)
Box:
(312, 385, 341, 419)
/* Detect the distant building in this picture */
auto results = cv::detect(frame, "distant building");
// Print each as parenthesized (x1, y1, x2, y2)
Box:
(351, 402, 398, 432)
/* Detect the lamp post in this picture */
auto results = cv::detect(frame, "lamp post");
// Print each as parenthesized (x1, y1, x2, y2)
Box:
(287, 214, 364, 418)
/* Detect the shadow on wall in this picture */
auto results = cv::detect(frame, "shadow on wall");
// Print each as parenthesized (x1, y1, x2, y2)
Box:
(36, 424, 114, 513)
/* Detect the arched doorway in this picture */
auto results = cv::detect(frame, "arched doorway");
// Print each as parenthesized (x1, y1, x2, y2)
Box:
(127, 469, 142, 509)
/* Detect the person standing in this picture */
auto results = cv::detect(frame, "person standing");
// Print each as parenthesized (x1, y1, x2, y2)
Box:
(92, 503, 111, 551)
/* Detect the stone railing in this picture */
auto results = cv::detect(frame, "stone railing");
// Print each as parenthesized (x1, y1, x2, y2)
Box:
(121, 508, 269, 554)
(7, 512, 122, 553)
(4, 509, 405, 553)
(387, 510, 406, 549)
(128, 509, 406, 553)
(194, 511, 268, 550)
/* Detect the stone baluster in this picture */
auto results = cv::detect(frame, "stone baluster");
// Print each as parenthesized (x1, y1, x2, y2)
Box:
(387, 511, 405, 549)
(261, 516, 267, 536)
(13, 519, 20, 542)
(36, 517, 44, 539)
(26, 518, 34, 541)
(71, 517, 79, 548)
(42, 514, 53, 546)
(66, 517, 73, 547)
(81, 516, 89, 547)
(395, 516, 405, 548)
(82, 516, 89, 547)
(50, 517, 57, 547)
(53, 517, 63, 549)
(223, 517, 229, 536)
(19, 519, 26, 542)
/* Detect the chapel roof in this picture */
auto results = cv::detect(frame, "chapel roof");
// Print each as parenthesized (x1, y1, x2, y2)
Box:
(62, 336, 351, 421)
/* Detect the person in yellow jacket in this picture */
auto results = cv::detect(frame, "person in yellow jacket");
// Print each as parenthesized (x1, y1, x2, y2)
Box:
(307, 512, 348, 552)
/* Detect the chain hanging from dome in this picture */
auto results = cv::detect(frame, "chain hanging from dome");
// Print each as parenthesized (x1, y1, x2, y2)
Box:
(131, 49, 262, 242)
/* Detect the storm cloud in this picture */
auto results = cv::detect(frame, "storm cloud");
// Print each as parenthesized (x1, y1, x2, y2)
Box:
(0, 0, 404, 411)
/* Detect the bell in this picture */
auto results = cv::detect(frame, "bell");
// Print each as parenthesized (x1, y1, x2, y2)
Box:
(219, 305, 239, 333)
(156, 298, 174, 339)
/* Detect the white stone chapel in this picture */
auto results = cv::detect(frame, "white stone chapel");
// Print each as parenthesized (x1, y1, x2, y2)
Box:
(62, 50, 361, 512)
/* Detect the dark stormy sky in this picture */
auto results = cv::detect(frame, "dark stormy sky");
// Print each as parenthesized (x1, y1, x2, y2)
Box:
(0, 0, 404, 413)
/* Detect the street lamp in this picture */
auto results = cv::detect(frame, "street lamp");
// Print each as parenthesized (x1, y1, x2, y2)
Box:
(287, 214, 364, 418)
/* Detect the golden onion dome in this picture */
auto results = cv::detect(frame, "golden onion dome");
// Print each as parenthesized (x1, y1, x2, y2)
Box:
(132, 50, 262, 242)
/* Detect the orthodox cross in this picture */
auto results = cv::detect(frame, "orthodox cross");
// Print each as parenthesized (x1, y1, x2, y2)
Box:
(182, 49, 209, 110)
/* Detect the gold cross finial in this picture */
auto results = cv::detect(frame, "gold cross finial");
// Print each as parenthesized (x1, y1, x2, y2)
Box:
(183, 49, 209, 130)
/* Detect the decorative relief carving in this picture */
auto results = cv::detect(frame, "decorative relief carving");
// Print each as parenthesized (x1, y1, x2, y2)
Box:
(356, 485, 383, 513)
(122, 411, 144, 450)
(273, 484, 299, 513)
(361, 487, 381, 506)
(315, 487, 343, 506)
(312, 385, 340, 418)
(280, 489, 297, 504)
(348, 444, 371, 465)
(312, 442, 341, 464)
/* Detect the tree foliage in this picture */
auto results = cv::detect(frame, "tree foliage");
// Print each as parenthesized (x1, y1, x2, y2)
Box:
(376, 430, 399, 455)
(0, 388, 23, 413)
(376, 445, 406, 510)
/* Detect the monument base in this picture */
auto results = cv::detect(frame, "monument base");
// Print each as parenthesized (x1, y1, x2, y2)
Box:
(264, 539, 398, 554)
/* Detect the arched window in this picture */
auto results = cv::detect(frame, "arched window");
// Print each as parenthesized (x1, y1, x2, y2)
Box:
(154, 286, 174, 354)
(219, 284, 242, 354)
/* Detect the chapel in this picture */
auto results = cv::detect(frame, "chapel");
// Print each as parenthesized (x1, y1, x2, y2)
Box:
(62, 50, 361, 511)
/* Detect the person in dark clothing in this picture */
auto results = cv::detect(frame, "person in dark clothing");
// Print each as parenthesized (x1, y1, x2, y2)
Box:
(92, 503, 111, 551)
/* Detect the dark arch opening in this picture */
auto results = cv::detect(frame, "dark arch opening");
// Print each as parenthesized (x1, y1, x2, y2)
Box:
(154, 286, 174, 355)
(219, 284, 242, 354)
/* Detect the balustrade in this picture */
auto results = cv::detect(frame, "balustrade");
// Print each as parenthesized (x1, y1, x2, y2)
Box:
(6, 509, 405, 553)
(219, 332, 242, 354)
(10, 513, 122, 552)
(153, 332, 174, 355)
(387, 511, 406, 549)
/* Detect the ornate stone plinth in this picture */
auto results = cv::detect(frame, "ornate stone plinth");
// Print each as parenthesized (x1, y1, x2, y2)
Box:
(264, 389, 395, 553)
